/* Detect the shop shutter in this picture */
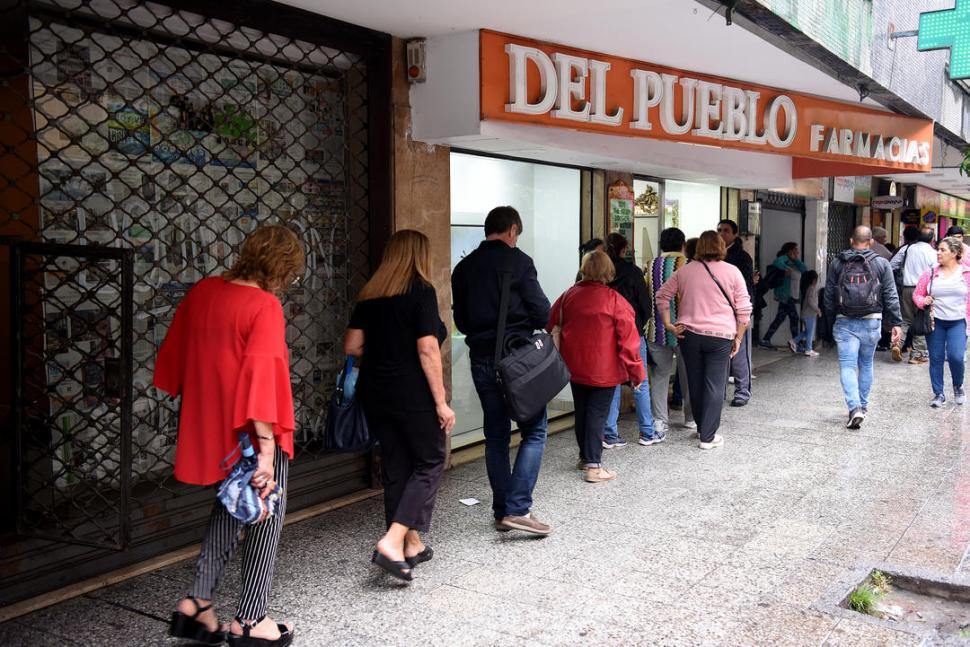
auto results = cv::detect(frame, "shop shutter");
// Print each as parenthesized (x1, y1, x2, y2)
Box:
(0, 0, 389, 604)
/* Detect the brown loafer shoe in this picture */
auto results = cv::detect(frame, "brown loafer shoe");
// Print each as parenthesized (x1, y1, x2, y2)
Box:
(584, 467, 617, 483)
(498, 513, 551, 535)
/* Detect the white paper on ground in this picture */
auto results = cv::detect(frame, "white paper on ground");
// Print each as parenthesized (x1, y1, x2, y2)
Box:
(459, 498, 480, 506)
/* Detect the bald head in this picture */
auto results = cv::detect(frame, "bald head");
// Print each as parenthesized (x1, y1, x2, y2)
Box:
(851, 226, 873, 249)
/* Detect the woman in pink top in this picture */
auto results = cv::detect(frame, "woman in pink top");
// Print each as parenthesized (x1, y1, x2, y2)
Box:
(912, 236, 970, 407)
(654, 231, 752, 449)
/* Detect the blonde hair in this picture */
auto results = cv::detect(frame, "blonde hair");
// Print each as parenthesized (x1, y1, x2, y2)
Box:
(695, 230, 726, 261)
(223, 224, 305, 293)
(358, 229, 432, 301)
(580, 250, 615, 283)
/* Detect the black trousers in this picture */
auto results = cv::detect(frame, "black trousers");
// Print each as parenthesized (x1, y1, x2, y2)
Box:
(365, 407, 447, 532)
(679, 332, 732, 443)
(763, 298, 799, 343)
(570, 382, 615, 467)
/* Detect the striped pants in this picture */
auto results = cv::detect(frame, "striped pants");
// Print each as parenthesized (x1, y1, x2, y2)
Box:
(190, 447, 288, 621)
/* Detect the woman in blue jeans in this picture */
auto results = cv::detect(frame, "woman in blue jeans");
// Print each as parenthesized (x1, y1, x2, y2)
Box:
(912, 237, 970, 408)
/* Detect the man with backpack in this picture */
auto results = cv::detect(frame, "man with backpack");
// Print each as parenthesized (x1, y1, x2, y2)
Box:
(825, 226, 903, 429)
(890, 226, 937, 364)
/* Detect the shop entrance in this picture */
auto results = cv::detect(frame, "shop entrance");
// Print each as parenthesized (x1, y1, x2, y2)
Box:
(0, 0, 390, 604)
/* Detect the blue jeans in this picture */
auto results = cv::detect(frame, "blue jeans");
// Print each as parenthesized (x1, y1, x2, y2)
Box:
(927, 318, 967, 396)
(793, 315, 817, 352)
(604, 336, 656, 441)
(833, 318, 881, 411)
(470, 355, 548, 520)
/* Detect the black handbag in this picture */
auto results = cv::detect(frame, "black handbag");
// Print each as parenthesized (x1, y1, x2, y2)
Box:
(911, 272, 935, 336)
(493, 251, 571, 423)
(324, 356, 374, 452)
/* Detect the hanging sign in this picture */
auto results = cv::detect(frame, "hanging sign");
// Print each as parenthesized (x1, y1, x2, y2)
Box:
(872, 195, 905, 209)
(480, 31, 934, 178)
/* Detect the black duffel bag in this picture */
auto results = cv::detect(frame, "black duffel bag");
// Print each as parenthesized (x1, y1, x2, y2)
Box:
(493, 252, 570, 423)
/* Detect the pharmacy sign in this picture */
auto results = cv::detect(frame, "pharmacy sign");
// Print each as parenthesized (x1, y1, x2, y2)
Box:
(918, 0, 970, 79)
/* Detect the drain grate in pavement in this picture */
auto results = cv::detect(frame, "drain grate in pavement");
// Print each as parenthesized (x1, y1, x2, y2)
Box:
(815, 563, 970, 643)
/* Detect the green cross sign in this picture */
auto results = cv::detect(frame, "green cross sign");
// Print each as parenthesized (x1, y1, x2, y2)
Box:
(918, 0, 970, 79)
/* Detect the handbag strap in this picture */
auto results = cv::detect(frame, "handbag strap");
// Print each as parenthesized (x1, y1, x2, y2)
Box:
(494, 248, 516, 366)
(701, 261, 737, 317)
(336, 355, 354, 393)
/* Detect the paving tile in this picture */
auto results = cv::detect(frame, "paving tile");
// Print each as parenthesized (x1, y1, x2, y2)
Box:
(10, 352, 970, 646)
(821, 618, 924, 646)
(9, 595, 168, 646)
(0, 622, 82, 647)
(726, 601, 839, 647)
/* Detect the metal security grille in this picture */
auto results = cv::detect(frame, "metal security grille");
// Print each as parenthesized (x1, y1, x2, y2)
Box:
(0, 0, 389, 603)
(828, 202, 857, 267)
(11, 242, 133, 549)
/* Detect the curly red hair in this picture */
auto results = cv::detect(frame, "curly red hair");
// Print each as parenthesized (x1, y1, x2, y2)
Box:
(223, 224, 305, 293)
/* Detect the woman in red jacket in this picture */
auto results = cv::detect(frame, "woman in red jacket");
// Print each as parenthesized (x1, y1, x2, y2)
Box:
(548, 250, 645, 482)
(155, 225, 304, 647)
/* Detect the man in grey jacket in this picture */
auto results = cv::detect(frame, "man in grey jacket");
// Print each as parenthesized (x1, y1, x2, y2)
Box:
(825, 227, 903, 430)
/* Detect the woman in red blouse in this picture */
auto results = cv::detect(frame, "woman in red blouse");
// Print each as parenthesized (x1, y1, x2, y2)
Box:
(547, 250, 645, 483)
(155, 225, 303, 647)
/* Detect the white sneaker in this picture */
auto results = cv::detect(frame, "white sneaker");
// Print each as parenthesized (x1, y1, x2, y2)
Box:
(788, 340, 798, 354)
(683, 420, 697, 429)
(804, 350, 819, 357)
(698, 434, 724, 450)
(727, 376, 735, 384)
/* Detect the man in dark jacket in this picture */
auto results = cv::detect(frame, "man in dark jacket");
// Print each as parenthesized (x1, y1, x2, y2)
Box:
(718, 219, 755, 407)
(451, 205, 552, 535)
(601, 233, 660, 447)
(825, 226, 903, 430)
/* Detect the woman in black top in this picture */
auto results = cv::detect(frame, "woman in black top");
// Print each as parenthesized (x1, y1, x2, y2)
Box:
(344, 230, 454, 582)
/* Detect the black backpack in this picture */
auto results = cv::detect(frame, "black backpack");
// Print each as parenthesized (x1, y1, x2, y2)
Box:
(763, 264, 785, 290)
(838, 253, 882, 317)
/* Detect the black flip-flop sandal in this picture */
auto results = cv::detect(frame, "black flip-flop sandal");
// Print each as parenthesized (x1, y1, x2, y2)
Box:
(169, 596, 227, 646)
(405, 546, 433, 568)
(227, 616, 293, 647)
(371, 549, 414, 581)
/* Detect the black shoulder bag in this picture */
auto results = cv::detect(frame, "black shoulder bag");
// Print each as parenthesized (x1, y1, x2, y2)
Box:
(324, 356, 373, 452)
(494, 250, 571, 423)
(911, 271, 935, 336)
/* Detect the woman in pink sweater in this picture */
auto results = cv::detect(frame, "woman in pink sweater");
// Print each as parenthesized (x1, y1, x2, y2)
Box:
(912, 236, 970, 408)
(655, 231, 752, 449)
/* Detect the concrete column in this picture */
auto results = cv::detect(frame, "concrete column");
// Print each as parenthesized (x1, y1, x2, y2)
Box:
(391, 37, 452, 398)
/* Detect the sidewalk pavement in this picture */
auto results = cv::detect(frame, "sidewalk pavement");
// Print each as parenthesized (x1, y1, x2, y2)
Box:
(2, 349, 969, 646)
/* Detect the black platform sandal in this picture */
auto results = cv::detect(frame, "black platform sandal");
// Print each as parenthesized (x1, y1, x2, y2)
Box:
(169, 596, 227, 646)
(371, 549, 414, 582)
(405, 546, 433, 568)
(227, 616, 293, 647)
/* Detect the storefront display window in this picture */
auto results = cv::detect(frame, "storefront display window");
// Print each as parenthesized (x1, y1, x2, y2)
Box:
(450, 153, 580, 445)
(664, 180, 721, 239)
(633, 178, 662, 267)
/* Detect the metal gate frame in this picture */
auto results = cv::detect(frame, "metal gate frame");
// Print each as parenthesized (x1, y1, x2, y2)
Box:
(9, 240, 133, 550)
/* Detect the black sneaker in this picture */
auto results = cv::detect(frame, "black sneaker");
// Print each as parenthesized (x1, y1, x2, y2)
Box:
(730, 398, 747, 407)
(846, 408, 865, 429)
(931, 393, 946, 408)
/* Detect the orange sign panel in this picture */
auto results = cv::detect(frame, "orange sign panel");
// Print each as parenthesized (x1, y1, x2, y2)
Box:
(479, 31, 934, 178)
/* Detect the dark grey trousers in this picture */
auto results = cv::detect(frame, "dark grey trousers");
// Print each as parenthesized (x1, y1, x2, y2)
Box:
(679, 331, 733, 443)
(728, 328, 753, 402)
